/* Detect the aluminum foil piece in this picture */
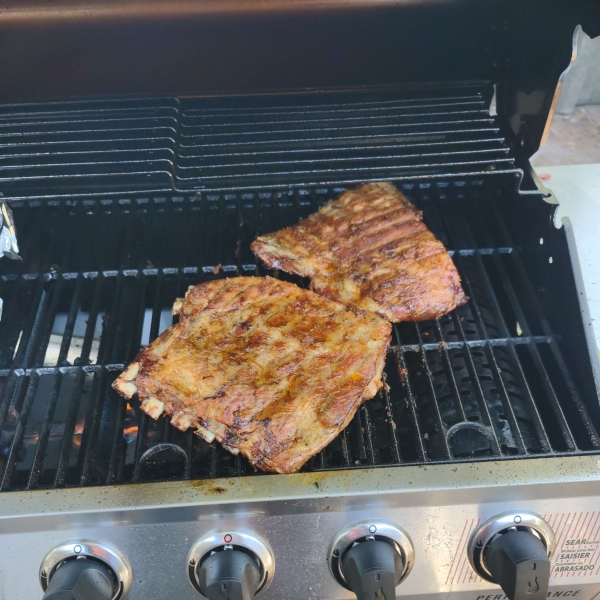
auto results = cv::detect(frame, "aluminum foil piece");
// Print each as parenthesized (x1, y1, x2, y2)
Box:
(0, 202, 21, 260)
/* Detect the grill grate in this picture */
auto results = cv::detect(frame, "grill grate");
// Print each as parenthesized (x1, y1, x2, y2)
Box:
(0, 85, 520, 197)
(0, 86, 598, 491)
(0, 178, 599, 491)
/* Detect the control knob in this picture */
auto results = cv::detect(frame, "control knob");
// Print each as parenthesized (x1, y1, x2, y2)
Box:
(329, 521, 415, 600)
(39, 541, 132, 600)
(197, 546, 262, 600)
(42, 557, 117, 600)
(187, 532, 275, 600)
(342, 537, 404, 600)
(467, 511, 556, 600)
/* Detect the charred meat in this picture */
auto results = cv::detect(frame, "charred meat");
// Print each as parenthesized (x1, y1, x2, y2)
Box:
(251, 182, 468, 322)
(113, 276, 391, 474)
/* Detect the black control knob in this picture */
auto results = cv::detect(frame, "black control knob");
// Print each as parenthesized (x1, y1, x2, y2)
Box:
(197, 547, 262, 600)
(484, 530, 551, 600)
(42, 557, 117, 600)
(341, 539, 404, 600)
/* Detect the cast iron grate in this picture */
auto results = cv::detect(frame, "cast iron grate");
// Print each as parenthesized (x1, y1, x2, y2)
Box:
(0, 85, 520, 197)
(0, 177, 599, 491)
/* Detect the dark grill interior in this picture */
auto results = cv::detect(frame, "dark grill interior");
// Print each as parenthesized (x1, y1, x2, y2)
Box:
(0, 87, 599, 492)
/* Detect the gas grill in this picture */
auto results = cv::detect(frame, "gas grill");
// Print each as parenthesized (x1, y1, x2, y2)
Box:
(1, 2, 600, 600)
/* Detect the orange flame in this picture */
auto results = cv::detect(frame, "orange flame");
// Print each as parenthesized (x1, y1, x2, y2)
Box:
(123, 426, 139, 440)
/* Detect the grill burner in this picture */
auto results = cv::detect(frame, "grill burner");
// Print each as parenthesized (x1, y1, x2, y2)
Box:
(0, 87, 599, 493)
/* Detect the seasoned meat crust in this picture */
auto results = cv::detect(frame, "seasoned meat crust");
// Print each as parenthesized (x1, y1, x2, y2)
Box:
(251, 182, 468, 322)
(112, 276, 391, 474)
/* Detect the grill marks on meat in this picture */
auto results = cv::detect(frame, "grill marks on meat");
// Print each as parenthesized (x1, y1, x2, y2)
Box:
(251, 182, 468, 322)
(112, 276, 391, 474)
